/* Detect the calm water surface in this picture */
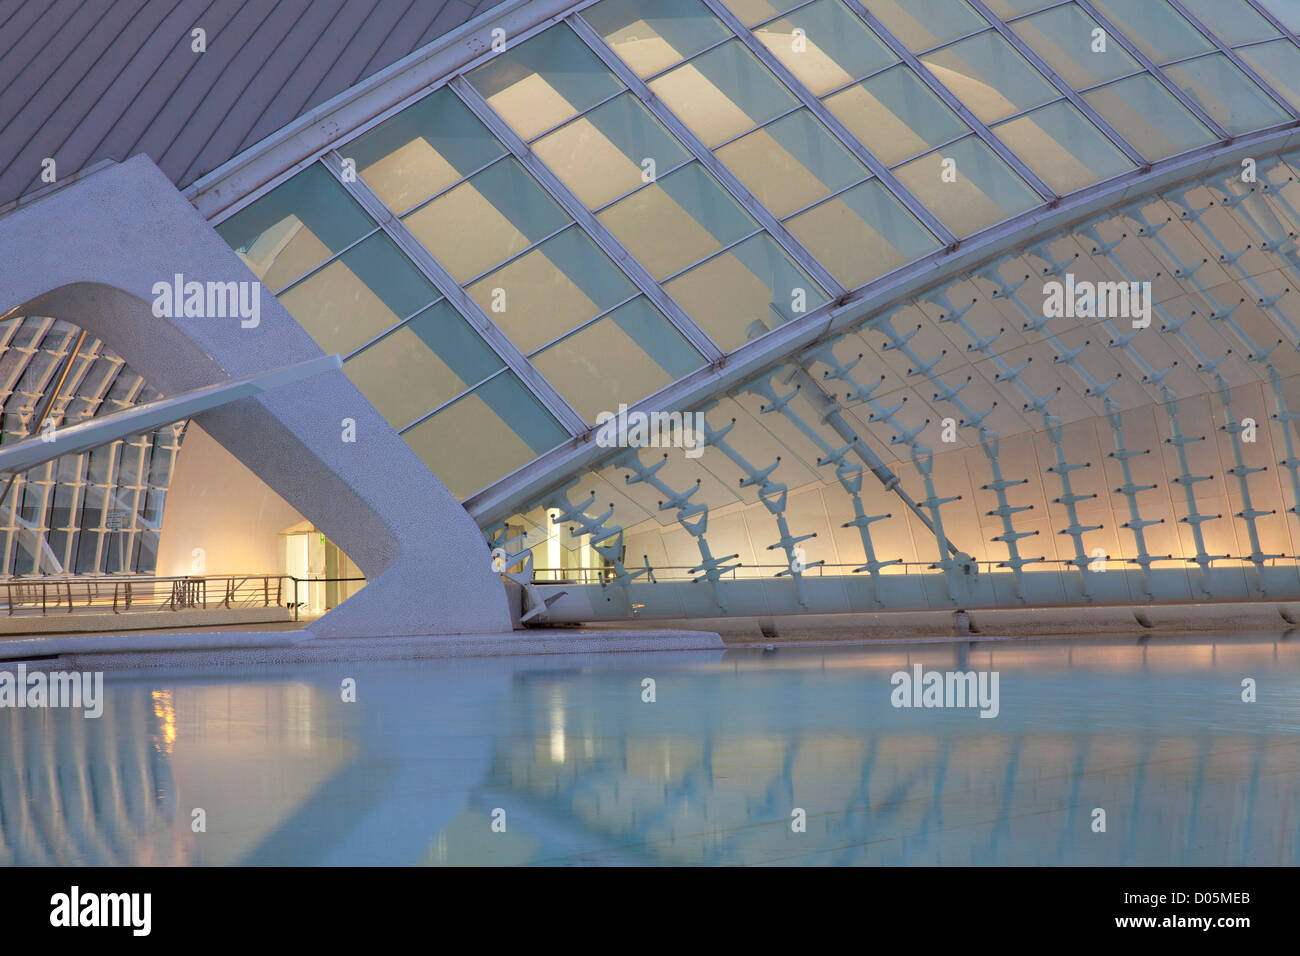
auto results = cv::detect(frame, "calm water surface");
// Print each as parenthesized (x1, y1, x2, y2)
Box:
(3, 633, 1299, 865)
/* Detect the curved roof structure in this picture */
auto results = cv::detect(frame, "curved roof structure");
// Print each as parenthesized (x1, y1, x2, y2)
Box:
(0, 316, 182, 576)
(0, 0, 510, 207)
(190, 0, 1300, 616)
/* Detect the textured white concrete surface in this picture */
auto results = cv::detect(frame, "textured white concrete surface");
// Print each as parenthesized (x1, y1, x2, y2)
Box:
(29, 628, 726, 669)
(0, 155, 513, 637)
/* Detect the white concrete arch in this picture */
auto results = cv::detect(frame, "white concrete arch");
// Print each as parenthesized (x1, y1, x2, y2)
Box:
(0, 156, 512, 637)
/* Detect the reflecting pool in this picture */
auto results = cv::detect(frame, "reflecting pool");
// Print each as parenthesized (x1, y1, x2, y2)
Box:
(3, 634, 1299, 865)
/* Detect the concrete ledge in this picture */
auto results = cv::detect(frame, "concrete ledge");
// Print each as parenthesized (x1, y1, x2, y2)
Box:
(0, 605, 292, 637)
(615, 602, 1300, 643)
(11, 627, 724, 669)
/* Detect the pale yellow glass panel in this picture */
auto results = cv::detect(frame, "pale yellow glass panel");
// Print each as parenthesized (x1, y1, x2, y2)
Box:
(403, 374, 567, 499)
(648, 40, 795, 147)
(402, 159, 569, 283)
(824, 65, 967, 166)
(532, 93, 689, 209)
(467, 25, 623, 141)
(596, 165, 756, 278)
(532, 304, 703, 421)
(583, 0, 732, 77)
(755, 0, 895, 96)
(786, 181, 940, 288)
(993, 101, 1133, 195)
(278, 235, 437, 356)
(921, 31, 1055, 124)
(719, 0, 800, 24)
(893, 136, 1039, 235)
(342, 303, 503, 430)
(714, 110, 867, 218)
(466, 229, 635, 354)
(664, 235, 827, 351)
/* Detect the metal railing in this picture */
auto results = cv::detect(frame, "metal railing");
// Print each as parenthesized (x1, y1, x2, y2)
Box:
(530, 555, 1300, 585)
(0, 574, 366, 619)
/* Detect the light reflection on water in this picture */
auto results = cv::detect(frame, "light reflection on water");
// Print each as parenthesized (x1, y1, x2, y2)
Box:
(2, 633, 1299, 866)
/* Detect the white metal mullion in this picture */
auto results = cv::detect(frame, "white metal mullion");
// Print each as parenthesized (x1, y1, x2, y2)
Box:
(965, 0, 1150, 166)
(447, 76, 729, 360)
(839, 0, 1058, 201)
(1072, 0, 1231, 139)
(563, 13, 848, 296)
(699, 0, 958, 245)
(319, 152, 589, 436)
(1166, 0, 1300, 122)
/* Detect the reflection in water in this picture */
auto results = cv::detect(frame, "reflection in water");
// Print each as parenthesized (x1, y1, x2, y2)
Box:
(2, 635, 1299, 866)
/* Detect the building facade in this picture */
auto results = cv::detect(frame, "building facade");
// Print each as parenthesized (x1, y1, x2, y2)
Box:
(5, 0, 1300, 632)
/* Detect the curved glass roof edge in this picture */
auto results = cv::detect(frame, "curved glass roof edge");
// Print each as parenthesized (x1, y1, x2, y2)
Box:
(198, 0, 1300, 508)
(464, 125, 1300, 523)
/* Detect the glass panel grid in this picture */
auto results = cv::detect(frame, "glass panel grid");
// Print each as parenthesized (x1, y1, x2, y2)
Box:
(752, 0, 898, 95)
(466, 23, 626, 141)
(346, 87, 508, 216)
(1010, 2, 1141, 90)
(1082, 71, 1217, 159)
(862, 0, 988, 51)
(1161, 51, 1292, 133)
(1090, 0, 1214, 64)
(824, 62, 971, 166)
(648, 38, 800, 147)
(1177, 0, 1281, 45)
(584, 0, 733, 78)
(0, 318, 183, 577)
(713, 108, 871, 217)
(992, 98, 1135, 193)
(920, 28, 1058, 123)
(892, 133, 1040, 235)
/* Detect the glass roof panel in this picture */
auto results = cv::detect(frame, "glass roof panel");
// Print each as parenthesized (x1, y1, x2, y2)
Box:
(1083, 72, 1216, 159)
(531, 298, 705, 421)
(649, 38, 798, 147)
(277, 232, 438, 357)
(1237, 38, 1300, 110)
(893, 135, 1039, 235)
(1253, 0, 1300, 33)
(467, 24, 624, 141)
(993, 99, 1134, 193)
(718, 0, 807, 25)
(215, 164, 372, 291)
(664, 233, 829, 350)
(785, 178, 941, 288)
(533, 92, 691, 209)
(402, 157, 570, 283)
(1176, 0, 1280, 45)
(583, 0, 732, 78)
(861, 0, 987, 51)
(753, 0, 897, 96)
(1162, 53, 1291, 134)
(1010, 3, 1140, 90)
(347, 88, 505, 215)
(714, 109, 869, 218)
(342, 300, 503, 430)
(1090, 0, 1213, 63)
(597, 163, 757, 278)
(466, 227, 638, 354)
(824, 62, 969, 165)
(921, 29, 1057, 123)
(403, 371, 568, 500)
(982, 0, 1053, 16)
